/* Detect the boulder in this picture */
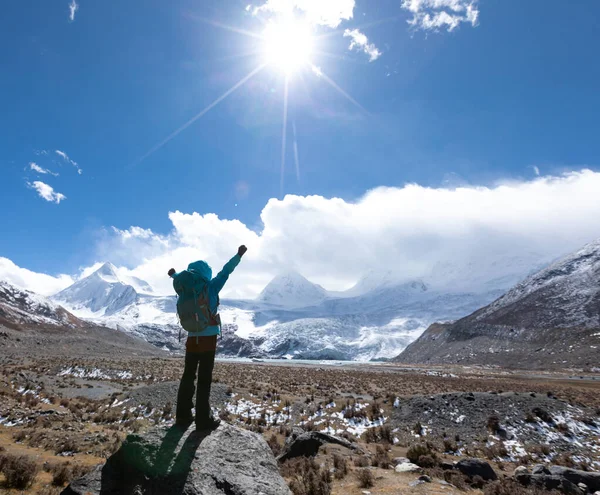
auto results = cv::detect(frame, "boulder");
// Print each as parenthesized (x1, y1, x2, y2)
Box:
(548, 466, 600, 492)
(532, 464, 551, 475)
(62, 423, 291, 495)
(455, 458, 498, 481)
(395, 462, 422, 473)
(514, 473, 583, 495)
(277, 430, 362, 462)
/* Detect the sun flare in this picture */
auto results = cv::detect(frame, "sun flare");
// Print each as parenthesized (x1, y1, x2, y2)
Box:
(262, 18, 314, 74)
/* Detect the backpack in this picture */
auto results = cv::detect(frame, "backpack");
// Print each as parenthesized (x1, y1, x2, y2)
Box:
(173, 270, 220, 334)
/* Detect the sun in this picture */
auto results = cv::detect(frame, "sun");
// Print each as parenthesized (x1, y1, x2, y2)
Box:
(262, 18, 314, 74)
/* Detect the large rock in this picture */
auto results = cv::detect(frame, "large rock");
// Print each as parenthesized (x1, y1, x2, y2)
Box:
(455, 458, 497, 481)
(62, 423, 291, 495)
(548, 466, 600, 492)
(277, 430, 362, 463)
(514, 473, 583, 495)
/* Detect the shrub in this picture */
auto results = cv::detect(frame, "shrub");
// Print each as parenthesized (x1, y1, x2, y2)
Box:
(0, 454, 39, 489)
(51, 463, 72, 486)
(332, 454, 348, 480)
(407, 443, 435, 465)
(267, 434, 282, 456)
(487, 415, 501, 433)
(356, 468, 374, 489)
(283, 458, 331, 495)
(372, 446, 392, 469)
(353, 455, 370, 467)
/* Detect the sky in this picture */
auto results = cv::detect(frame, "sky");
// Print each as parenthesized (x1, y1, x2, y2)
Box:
(1, 0, 600, 298)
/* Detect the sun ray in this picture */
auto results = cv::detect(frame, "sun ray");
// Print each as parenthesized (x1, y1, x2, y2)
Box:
(280, 75, 290, 198)
(187, 14, 264, 40)
(311, 65, 367, 114)
(130, 64, 266, 168)
(292, 120, 300, 182)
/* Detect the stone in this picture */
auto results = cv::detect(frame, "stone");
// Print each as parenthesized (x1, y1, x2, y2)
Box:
(395, 462, 422, 473)
(532, 464, 551, 475)
(515, 474, 584, 495)
(548, 466, 600, 492)
(277, 430, 362, 462)
(62, 423, 291, 495)
(393, 456, 410, 465)
(418, 475, 432, 483)
(514, 466, 529, 477)
(455, 458, 498, 481)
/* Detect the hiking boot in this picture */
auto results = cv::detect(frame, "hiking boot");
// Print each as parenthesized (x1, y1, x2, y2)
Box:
(196, 416, 221, 431)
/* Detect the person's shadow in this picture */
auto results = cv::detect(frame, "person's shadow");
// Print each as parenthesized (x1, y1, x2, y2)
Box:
(99, 425, 210, 495)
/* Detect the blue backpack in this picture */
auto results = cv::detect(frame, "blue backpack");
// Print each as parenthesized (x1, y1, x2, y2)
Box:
(173, 270, 220, 334)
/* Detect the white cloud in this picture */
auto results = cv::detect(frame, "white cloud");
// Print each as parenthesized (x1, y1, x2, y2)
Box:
(253, 0, 355, 28)
(0, 258, 73, 296)
(343, 29, 381, 62)
(84, 169, 600, 299)
(30, 162, 58, 176)
(55, 149, 83, 174)
(8, 170, 600, 300)
(69, 0, 79, 22)
(533, 165, 541, 176)
(401, 0, 479, 32)
(28, 181, 67, 204)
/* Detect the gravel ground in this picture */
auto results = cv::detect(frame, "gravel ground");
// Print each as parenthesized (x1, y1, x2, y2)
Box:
(125, 381, 230, 411)
(391, 391, 600, 463)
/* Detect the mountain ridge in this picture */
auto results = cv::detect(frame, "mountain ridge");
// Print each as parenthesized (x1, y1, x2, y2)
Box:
(395, 238, 600, 369)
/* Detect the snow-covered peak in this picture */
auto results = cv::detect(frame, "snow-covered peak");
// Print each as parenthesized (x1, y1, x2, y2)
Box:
(257, 271, 328, 308)
(54, 264, 139, 316)
(95, 262, 120, 283)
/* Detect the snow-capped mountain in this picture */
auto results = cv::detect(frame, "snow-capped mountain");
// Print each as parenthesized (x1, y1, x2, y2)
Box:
(50, 251, 550, 360)
(257, 272, 328, 308)
(54, 262, 138, 316)
(396, 238, 600, 369)
(0, 281, 86, 329)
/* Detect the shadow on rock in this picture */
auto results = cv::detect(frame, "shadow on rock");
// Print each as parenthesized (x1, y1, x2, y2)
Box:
(62, 423, 291, 495)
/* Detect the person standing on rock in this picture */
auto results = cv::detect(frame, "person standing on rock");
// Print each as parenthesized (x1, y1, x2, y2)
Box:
(169, 245, 247, 430)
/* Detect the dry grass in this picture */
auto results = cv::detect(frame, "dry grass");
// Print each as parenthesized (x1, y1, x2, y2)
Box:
(0, 453, 39, 489)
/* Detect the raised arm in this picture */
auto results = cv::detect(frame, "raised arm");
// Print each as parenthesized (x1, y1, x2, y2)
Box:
(210, 245, 247, 294)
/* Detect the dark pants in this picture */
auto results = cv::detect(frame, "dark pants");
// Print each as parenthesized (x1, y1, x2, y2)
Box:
(176, 350, 216, 425)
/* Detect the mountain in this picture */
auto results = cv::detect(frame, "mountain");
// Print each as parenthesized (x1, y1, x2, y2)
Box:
(0, 280, 87, 329)
(257, 272, 328, 308)
(54, 262, 139, 316)
(0, 280, 162, 358)
(50, 254, 547, 361)
(396, 239, 600, 370)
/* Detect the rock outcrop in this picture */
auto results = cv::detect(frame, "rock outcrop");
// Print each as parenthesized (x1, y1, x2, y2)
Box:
(277, 429, 363, 462)
(62, 423, 291, 495)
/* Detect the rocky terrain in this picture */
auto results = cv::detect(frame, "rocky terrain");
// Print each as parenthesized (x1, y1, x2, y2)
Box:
(397, 239, 600, 370)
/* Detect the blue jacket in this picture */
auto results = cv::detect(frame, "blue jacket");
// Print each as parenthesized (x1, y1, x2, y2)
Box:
(176, 254, 241, 337)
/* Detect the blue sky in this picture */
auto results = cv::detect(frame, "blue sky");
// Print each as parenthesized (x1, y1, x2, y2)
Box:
(1, 0, 600, 296)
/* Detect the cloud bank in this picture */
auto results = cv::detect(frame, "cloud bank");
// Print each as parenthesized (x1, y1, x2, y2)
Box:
(0, 258, 73, 296)
(5, 170, 600, 299)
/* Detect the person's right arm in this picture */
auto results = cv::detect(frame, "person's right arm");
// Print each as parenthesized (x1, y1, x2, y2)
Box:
(210, 245, 247, 294)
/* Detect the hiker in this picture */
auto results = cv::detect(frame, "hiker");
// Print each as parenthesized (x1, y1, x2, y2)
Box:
(169, 245, 247, 430)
